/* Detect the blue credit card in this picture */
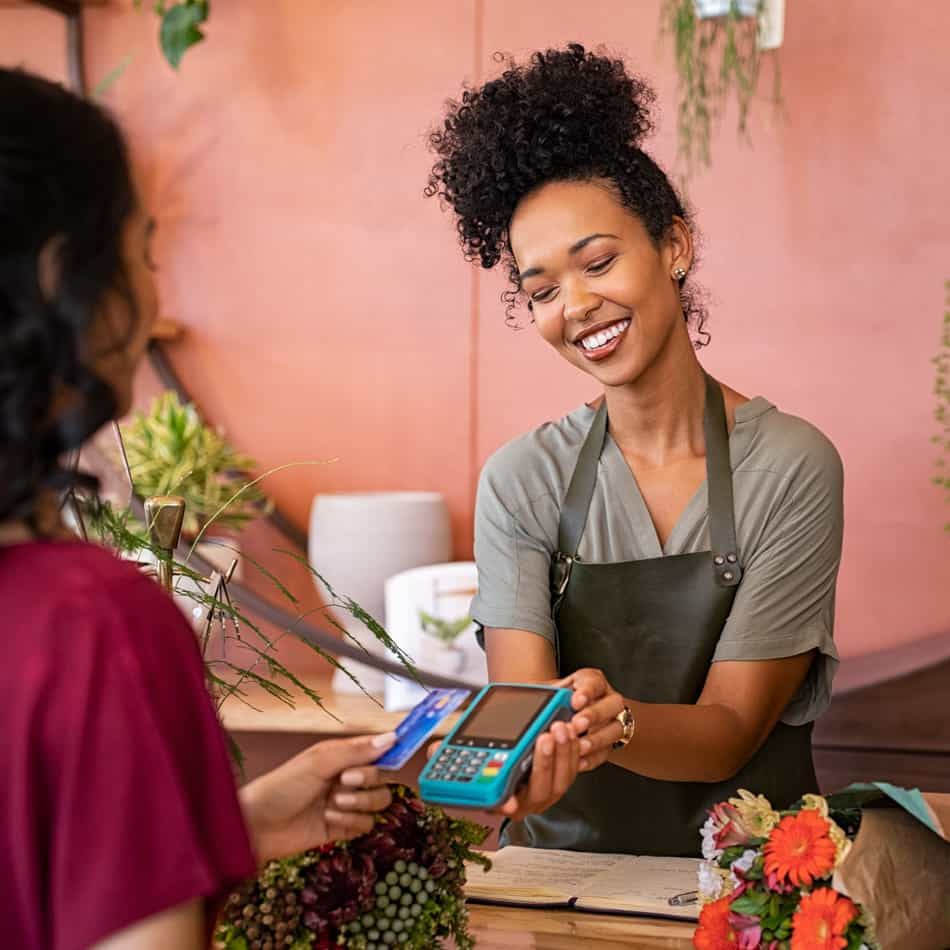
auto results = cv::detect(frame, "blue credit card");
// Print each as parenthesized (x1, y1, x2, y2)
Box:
(374, 688, 471, 770)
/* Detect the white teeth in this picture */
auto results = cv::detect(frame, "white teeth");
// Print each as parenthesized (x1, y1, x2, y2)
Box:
(580, 319, 630, 351)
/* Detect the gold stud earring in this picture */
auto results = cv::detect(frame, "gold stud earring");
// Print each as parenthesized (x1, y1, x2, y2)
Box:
(672, 267, 688, 280)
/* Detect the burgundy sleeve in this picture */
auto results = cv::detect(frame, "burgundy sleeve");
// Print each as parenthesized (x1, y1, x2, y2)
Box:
(42, 569, 256, 950)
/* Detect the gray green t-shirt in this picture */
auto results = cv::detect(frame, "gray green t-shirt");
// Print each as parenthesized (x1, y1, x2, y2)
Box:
(471, 396, 843, 726)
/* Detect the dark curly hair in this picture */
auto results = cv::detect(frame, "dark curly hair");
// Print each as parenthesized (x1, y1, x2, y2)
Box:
(426, 43, 707, 337)
(0, 68, 137, 525)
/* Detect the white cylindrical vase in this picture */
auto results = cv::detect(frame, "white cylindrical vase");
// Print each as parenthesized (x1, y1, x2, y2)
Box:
(695, 0, 759, 17)
(308, 492, 452, 694)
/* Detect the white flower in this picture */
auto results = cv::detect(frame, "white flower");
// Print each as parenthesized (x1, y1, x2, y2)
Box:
(730, 849, 757, 874)
(697, 861, 723, 901)
(700, 816, 723, 861)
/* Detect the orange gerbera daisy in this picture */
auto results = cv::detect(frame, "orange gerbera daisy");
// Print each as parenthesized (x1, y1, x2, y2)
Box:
(790, 887, 858, 950)
(693, 895, 737, 950)
(763, 809, 837, 887)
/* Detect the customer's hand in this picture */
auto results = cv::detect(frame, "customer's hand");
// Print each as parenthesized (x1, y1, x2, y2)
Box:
(239, 732, 397, 863)
(558, 668, 626, 772)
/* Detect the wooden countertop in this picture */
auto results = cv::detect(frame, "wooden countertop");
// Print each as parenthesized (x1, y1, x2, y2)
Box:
(219, 679, 459, 736)
(467, 905, 695, 948)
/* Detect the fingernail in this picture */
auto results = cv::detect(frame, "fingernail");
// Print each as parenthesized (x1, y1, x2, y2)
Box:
(575, 717, 590, 732)
(554, 726, 568, 745)
(540, 737, 553, 755)
(325, 808, 345, 824)
(372, 732, 397, 749)
(580, 740, 591, 754)
(334, 792, 357, 807)
(579, 759, 589, 771)
(340, 769, 365, 787)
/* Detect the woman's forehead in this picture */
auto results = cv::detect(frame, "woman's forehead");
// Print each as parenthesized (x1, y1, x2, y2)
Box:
(510, 179, 638, 265)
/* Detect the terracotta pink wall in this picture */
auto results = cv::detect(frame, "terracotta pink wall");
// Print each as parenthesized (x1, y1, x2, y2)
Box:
(2, 0, 948, 664)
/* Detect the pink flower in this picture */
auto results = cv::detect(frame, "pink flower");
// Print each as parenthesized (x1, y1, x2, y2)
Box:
(708, 802, 759, 849)
(764, 869, 796, 895)
(729, 911, 763, 949)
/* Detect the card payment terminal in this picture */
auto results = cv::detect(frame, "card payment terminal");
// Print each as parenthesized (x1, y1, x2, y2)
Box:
(418, 683, 574, 809)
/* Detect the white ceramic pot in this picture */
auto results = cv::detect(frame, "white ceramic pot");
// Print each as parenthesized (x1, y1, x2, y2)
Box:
(308, 492, 453, 694)
(695, 0, 759, 17)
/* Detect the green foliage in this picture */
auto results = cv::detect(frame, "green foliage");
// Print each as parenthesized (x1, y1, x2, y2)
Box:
(659, 0, 778, 177)
(418, 610, 472, 646)
(933, 280, 950, 530)
(84, 497, 422, 776)
(216, 785, 490, 950)
(120, 391, 270, 538)
(132, 0, 210, 70)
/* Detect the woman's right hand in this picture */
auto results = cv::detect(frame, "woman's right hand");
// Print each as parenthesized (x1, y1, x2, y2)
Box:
(557, 667, 626, 772)
(496, 720, 580, 820)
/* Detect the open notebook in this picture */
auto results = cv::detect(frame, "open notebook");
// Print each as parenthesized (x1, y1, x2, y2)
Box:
(464, 846, 700, 922)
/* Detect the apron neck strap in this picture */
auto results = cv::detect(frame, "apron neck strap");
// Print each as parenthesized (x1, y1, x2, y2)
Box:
(702, 372, 743, 586)
(556, 372, 742, 587)
(558, 398, 608, 557)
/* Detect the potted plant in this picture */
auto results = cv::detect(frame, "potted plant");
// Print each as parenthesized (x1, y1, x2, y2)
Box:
(659, 0, 784, 176)
(118, 390, 271, 571)
(417, 609, 473, 678)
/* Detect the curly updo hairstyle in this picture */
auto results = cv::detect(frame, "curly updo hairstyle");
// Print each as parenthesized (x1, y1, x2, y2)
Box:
(0, 68, 137, 526)
(426, 43, 706, 336)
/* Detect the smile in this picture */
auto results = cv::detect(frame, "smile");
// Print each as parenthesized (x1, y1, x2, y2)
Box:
(574, 318, 631, 359)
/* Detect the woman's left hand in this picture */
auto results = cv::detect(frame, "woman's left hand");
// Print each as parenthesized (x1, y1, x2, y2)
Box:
(558, 668, 627, 772)
(239, 732, 397, 863)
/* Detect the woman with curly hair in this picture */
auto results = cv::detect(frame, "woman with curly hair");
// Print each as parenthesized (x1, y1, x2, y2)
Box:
(0, 69, 400, 949)
(427, 44, 843, 856)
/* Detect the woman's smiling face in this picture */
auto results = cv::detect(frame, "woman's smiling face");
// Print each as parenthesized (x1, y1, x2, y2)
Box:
(509, 178, 692, 389)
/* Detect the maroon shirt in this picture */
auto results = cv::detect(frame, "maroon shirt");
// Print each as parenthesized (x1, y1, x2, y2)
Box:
(0, 540, 256, 949)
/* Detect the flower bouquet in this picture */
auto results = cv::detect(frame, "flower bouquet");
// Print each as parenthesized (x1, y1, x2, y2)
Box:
(215, 786, 490, 950)
(693, 785, 950, 950)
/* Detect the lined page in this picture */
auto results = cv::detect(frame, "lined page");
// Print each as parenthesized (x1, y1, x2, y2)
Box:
(576, 855, 700, 920)
(465, 847, 637, 904)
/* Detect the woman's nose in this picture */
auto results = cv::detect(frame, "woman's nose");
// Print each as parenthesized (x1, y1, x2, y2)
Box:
(563, 284, 601, 323)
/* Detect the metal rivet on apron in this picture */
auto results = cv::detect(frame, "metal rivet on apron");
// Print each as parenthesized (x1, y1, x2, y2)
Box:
(723, 570, 734, 581)
(726, 553, 737, 563)
(714, 555, 725, 565)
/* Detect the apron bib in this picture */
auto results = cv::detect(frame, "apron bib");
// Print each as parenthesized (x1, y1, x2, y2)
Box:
(504, 373, 817, 856)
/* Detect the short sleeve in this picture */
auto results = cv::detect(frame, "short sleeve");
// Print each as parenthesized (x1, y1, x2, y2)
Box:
(470, 454, 559, 645)
(44, 570, 256, 950)
(713, 436, 844, 726)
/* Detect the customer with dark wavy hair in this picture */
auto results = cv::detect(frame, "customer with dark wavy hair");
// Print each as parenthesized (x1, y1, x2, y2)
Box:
(428, 44, 844, 855)
(0, 68, 400, 950)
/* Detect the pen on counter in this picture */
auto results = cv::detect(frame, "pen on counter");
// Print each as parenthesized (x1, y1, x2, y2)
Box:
(668, 890, 699, 906)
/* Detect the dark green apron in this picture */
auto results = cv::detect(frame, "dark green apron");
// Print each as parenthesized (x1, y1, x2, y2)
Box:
(504, 373, 817, 856)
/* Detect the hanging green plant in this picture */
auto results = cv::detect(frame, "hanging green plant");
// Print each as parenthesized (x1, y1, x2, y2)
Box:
(660, 0, 780, 177)
(134, 0, 210, 70)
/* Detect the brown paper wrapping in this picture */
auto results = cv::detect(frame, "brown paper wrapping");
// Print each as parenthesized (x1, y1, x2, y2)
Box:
(833, 793, 950, 950)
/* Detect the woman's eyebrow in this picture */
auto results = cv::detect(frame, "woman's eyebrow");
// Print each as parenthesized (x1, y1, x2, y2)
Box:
(518, 232, 619, 281)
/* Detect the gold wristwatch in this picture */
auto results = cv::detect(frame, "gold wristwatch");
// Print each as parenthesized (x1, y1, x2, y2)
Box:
(613, 705, 635, 749)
